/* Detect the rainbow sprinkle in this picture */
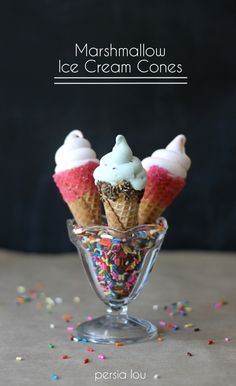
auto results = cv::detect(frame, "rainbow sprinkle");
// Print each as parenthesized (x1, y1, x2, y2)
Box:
(73, 222, 165, 299)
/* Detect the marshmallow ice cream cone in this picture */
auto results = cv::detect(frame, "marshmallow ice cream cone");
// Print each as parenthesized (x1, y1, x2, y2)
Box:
(93, 135, 146, 231)
(53, 130, 101, 226)
(138, 135, 191, 225)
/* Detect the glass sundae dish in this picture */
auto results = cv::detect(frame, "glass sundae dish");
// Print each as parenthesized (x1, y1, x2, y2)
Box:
(67, 217, 168, 344)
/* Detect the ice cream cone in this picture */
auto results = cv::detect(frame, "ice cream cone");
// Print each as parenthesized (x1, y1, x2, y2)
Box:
(93, 135, 146, 232)
(54, 163, 102, 226)
(139, 135, 191, 225)
(138, 165, 186, 224)
(53, 130, 102, 226)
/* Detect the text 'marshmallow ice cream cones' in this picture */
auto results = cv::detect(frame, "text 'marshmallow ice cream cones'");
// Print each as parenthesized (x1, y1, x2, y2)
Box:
(93, 135, 147, 231)
(53, 130, 102, 226)
(138, 134, 191, 225)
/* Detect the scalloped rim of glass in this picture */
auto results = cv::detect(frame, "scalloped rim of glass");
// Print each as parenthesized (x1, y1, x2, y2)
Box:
(67, 217, 168, 244)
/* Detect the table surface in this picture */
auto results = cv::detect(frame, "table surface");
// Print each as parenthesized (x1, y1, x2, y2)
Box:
(0, 249, 235, 386)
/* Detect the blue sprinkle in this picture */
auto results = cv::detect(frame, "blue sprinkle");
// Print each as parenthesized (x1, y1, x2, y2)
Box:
(51, 373, 59, 381)
(74, 336, 82, 341)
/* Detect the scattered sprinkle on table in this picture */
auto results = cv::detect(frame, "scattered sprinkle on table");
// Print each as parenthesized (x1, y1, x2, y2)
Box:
(17, 286, 26, 294)
(50, 373, 59, 381)
(16, 356, 23, 361)
(214, 300, 228, 309)
(187, 352, 193, 356)
(50, 324, 55, 329)
(73, 296, 81, 303)
(98, 354, 106, 360)
(46, 297, 55, 307)
(159, 321, 179, 330)
(16, 297, 25, 304)
(164, 300, 192, 317)
(55, 297, 63, 304)
(152, 304, 159, 311)
(63, 314, 73, 322)
(48, 344, 55, 349)
(153, 374, 160, 380)
(62, 355, 69, 359)
(224, 337, 230, 342)
(208, 339, 214, 345)
(83, 358, 89, 364)
(194, 328, 200, 332)
(87, 348, 95, 352)
(184, 323, 193, 328)
(66, 326, 75, 332)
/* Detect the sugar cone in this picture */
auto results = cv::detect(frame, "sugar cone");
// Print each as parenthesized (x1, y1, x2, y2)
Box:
(138, 200, 164, 225)
(68, 192, 101, 226)
(97, 181, 143, 231)
(103, 195, 139, 231)
(138, 166, 186, 225)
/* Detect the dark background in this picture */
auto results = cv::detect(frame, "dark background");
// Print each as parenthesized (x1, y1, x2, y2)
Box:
(1, 0, 236, 252)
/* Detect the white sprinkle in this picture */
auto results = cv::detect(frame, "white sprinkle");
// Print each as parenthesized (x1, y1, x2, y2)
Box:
(73, 296, 80, 304)
(45, 297, 55, 306)
(46, 304, 54, 311)
(50, 324, 55, 329)
(153, 374, 160, 379)
(17, 286, 26, 294)
(152, 304, 159, 311)
(73, 228, 83, 234)
(100, 234, 113, 239)
(16, 356, 23, 361)
(55, 297, 63, 304)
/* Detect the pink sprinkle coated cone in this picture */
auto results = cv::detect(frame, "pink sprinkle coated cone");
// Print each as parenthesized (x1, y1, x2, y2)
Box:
(53, 161, 102, 226)
(138, 165, 186, 225)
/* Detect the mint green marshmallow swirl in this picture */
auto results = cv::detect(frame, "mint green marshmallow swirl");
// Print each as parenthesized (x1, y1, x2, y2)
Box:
(93, 135, 147, 191)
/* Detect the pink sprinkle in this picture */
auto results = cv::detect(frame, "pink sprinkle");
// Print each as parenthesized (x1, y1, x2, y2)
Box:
(31, 292, 38, 300)
(214, 300, 227, 309)
(215, 302, 223, 309)
(87, 348, 95, 352)
(87, 315, 93, 321)
(159, 321, 166, 327)
(224, 337, 230, 342)
(98, 354, 106, 360)
(67, 326, 75, 331)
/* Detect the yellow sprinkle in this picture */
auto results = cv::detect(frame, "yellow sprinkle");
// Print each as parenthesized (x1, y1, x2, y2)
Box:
(184, 323, 193, 328)
(185, 307, 192, 312)
(16, 357, 23, 361)
(150, 229, 158, 234)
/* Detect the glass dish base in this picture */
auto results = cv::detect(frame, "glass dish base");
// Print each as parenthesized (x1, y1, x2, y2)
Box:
(76, 312, 157, 344)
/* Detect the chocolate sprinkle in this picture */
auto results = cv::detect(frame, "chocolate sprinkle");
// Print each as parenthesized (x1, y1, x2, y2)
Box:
(97, 181, 144, 202)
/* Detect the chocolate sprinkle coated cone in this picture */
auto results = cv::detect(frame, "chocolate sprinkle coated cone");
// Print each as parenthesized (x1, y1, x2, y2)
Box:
(68, 192, 102, 226)
(97, 181, 144, 231)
